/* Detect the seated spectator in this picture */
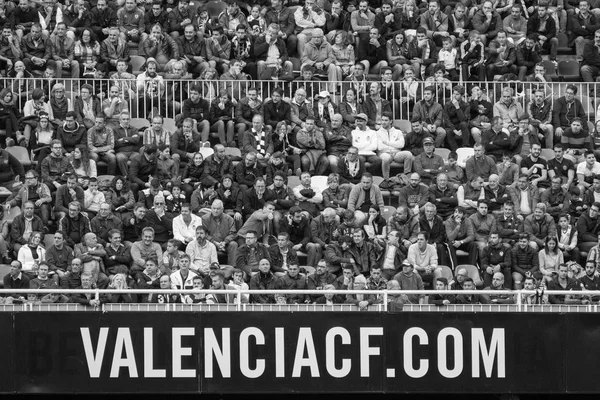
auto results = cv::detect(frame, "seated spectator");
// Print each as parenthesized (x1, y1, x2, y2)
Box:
(511, 233, 542, 289)
(151, 275, 180, 303)
(103, 85, 129, 129)
(186, 225, 218, 275)
(547, 263, 582, 304)
(206, 26, 231, 75)
(117, 0, 145, 45)
(344, 274, 377, 310)
(71, 273, 105, 307)
(300, 28, 340, 94)
(6, 170, 51, 226)
(392, 261, 425, 304)
(58, 201, 92, 248)
(104, 229, 132, 277)
(83, 178, 105, 218)
(481, 231, 512, 288)
(16, 231, 45, 278)
(296, 116, 329, 175)
(541, 176, 571, 220)
(90, 202, 123, 246)
(429, 278, 455, 306)
(249, 258, 280, 304)
(456, 277, 491, 304)
(105, 273, 135, 303)
(209, 91, 236, 147)
(399, 173, 429, 215)
(74, 232, 109, 288)
(307, 259, 337, 303)
(170, 253, 197, 290)
(47, 23, 80, 78)
(236, 230, 271, 279)
(131, 226, 163, 279)
(143, 23, 179, 72)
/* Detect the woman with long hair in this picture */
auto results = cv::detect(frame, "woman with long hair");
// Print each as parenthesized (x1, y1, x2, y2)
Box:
(270, 120, 302, 177)
(387, 31, 409, 80)
(30, 111, 54, 166)
(539, 236, 564, 284)
(0, 88, 21, 146)
(198, 67, 219, 103)
(17, 231, 46, 276)
(70, 145, 97, 186)
(106, 176, 135, 220)
(74, 28, 101, 77)
(181, 152, 205, 200)
(106, 273, 134, 303)
(366, 204, 387, 246)
(208, 90, 236, 147)
(332, 31, 355, 79)
(338, 88, 363, 128)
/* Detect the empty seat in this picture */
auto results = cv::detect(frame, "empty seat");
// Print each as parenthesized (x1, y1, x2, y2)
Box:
(434, 148, 450, 159)
(457, 264, 483, 288)
(393, 119, 411, 133)
(130, 118, 150, 131)
(163, 117, 177, 132)
(557, 60, 581, 82)
(5, 146, 32, 167)
(130, 55, 146, 75)
(455, 147, 474, 169)
(540, 148, 555, 162)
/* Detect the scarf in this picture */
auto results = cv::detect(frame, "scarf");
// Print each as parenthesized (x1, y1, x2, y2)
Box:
(253, 128, 266, 156)
(346, 158, 359, 177)
(420, 39, 430, 78)
(318, 102, 335, 122)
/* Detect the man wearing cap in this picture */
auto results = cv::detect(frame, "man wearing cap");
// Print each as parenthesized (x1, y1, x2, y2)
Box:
(351, 112, 382, 175)
(376, 112, 413, 188)
(128, 145, 158, 198)
(443, 85, 471, 151)
(413, 137, 444, 185)
(392, 261, 425, 304)
(314, 91, 338, 130)
(300, 28, 341, 94)
(413, 86, 446, 147)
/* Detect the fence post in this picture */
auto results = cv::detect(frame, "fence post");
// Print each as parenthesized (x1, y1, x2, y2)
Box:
(383, 291, 388, 312)
(236, 287, 242, 311)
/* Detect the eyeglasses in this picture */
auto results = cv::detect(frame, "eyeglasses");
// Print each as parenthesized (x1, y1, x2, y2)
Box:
(155, 202, 165, 205)
(25, 176, 35, 180)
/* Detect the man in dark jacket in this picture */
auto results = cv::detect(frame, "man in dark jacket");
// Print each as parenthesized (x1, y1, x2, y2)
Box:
(254, 23, 294, 80)
(516, 35, 542, 81)
(236, 230, 271, 279)
(527, 3, 558, 61)
(128, 145, 158, 197)
(40, 139, 75, 193)
(269, 232, 299, 274)
(9, 201, 44, 254)
(57, 201, 92, 248)
(3, 261, 30, 300)
(90, 0, 118, 41)
(91, 203, 123, 246)
(581, 29, 600, 82)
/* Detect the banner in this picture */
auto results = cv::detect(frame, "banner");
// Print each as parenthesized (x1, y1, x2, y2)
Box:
(0, 312, 594, 393)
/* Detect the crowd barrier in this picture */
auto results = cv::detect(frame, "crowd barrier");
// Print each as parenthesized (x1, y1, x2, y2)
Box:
(5, 77, 599, 123)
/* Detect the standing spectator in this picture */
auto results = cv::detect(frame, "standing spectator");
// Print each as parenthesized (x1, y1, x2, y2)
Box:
(300, 28, 340, 94)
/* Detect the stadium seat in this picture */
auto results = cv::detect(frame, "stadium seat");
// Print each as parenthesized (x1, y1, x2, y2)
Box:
(457, 264, 483, 288)
(434, 148, 450, 159)
(130, 118, 150, 131)
(393, 119, 411, 133)
(287, 175, 301, 188)
(455, 147, 473, 169)
(98, 175, 115, 186)
(199, 147, 214, 159)
(540, 149, 555, 162)
(224, 147, 242, 161)
(588, 120, 595, 133)
(130, 55, 146, 76)
(556, 33, 571, 55)
(5, 146, 32, 167)
(0, 264, 10, 287)
(372, 176, 391, 204)
(439, 265, 453, 282)
(542, 60, 558, 80)
(43, 233, 54, 248)
(2, 206, 20, 225)
(580, 95, 595, 121)
(163, 117, 177, 132)
(557, 60, 581, 82)
(380, 206, 396, 221)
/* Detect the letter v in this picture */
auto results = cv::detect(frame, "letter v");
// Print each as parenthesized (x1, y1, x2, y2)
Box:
(81, 327, 109, 378)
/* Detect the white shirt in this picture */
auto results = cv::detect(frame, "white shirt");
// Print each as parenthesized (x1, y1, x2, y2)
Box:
(351, 127, 378, 155)
(172, 214, 203, 243)
(376, 126, 405, 153)
(576, 161, 600, 179)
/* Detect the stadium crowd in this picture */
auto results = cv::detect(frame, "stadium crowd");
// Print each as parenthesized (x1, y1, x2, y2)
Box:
(1, 0, 600, 308)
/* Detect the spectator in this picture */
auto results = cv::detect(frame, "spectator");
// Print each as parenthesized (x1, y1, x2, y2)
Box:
(90, 202, 123, 246)
(143, 23, 179, 72)
(236, 230, 271, 279)
(249, 258, 280, 304)
(520, 143, 548, 188)
(511, 174, 540, 218)
(58, 201, 92, 248)
(46, 230, 74, 280)
(541, 176, 571, 219)
(48, 22, 80, 78)
(456, 277, 490, 304)
(87, 114, 117, 175)
(170, 253, 197, 291)
(104, 229, 132, 277)
(40, 139, 75, 194)
(528, 88, 554, 149)
(398, 172, 429, 214)
(128, 145, 159, 197)
(511, 233, 542, 289)
(307, 259, 337, 302)
(503, 5, 528, 44)
(524, 203, 557, 250)
(21, 23, 53, 75)
(206, 26, 231, 75)
(466, 200, 497, 264)
(413, 86, 445, 146)
(117, 0, 145, 45)
(553, 85, 587, 138)
(73, 232, 109, 287)
(547, 263, 581, 304)
(3, 260, 30, 300)
(131, 226, 163, 279)
(16, 230, 44, 277)
(296, 116, 329, 174)
(393, 261, 425, 304)
(485, 272, 514, 304)
(539, 236, 564, 283)
(494, 86, 525, 129)
(481, 231, 512, 287)
(300, 28, 340, 94)
(6, 170, 51, 225)
(457, 175, 485, 214)
(527, 3, 558, 62)
(114, 112, 141, 176)
(186, 225, 218, 275)
(100, 27, 130, 72)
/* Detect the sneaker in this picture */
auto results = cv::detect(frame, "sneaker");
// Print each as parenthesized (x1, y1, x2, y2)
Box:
(1, 254, 12, 265)
(5, 137, 14, 147)
(203, 141, 211, 148)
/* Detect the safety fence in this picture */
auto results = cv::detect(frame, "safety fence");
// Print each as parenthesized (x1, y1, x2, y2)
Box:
(6, 77, 599, 124)
(0, 288, 596, 312)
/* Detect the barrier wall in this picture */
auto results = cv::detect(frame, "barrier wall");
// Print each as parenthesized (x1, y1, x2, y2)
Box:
(1, 311, 596, 394)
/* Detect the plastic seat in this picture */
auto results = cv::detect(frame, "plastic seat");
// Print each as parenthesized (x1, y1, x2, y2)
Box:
(44, 233, 54, 248)
(372, 176, 391, 203)
(130, 118, 150, 131)
(439, 265, 453, 281)
(130, 55, 146, 75)
(457, 264, 483, 288)
(557, 60, 581, 82)
(556, 32, 571, 54)
(540, 148, 555, 162)
(434, 148, 450, 159)
(0, 264, 10, 287)
(224, 147, 242, 162)
(541, 60, 558, 81)
(199, 147, 214, 159)
(393, 119, 411, 133)
(5, 146, 32, 167)
(455, 147, 474, 169)
(580, 95, 594, 121)
(2, 206, 20, 225)
(287, 175, 301, 188)
(163, 117, 177, 132)
(380, 206, 396, 221)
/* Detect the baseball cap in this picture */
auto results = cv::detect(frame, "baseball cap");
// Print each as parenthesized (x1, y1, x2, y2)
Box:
(422, 137, 434, 145)
(355, 113, 368, 121)
(317, 90, 330, 98)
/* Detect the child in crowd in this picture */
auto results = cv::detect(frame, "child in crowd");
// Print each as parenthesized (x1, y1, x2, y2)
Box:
(163, 239, 184, 272)
(183, 276, 207, 304)
(166, 186, 186, 214)
(246, 5, 266, 36)
(497, 151, 520, 186)
(437, 37, 459, 81)
(83, 178, 105, 218)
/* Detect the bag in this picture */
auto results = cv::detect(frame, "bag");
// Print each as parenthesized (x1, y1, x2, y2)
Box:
(82, 66, 97, 78)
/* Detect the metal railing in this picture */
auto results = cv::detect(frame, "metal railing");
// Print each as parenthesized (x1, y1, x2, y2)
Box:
(0, 288, 597, 312)
(6, 77, 598, 124)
